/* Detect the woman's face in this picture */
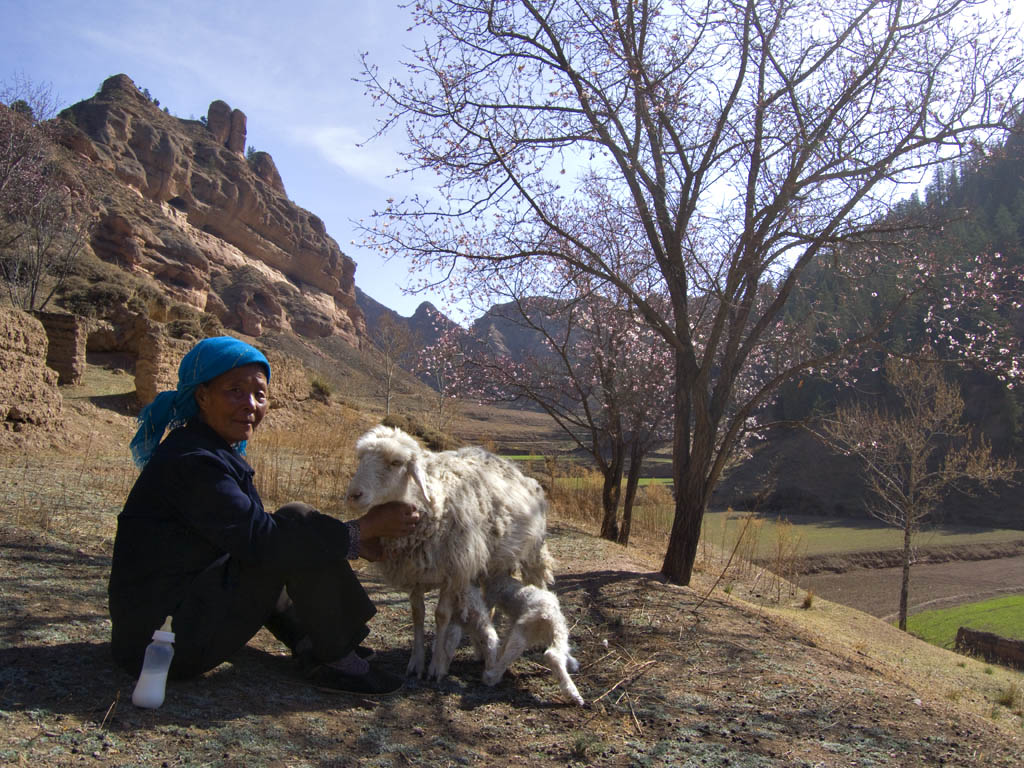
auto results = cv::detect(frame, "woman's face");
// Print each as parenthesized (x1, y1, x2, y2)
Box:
(195, 363, 269, 445)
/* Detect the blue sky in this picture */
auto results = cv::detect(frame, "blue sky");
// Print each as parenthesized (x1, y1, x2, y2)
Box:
(2, 0, 444, 317)
(6, 1, 1021, 320)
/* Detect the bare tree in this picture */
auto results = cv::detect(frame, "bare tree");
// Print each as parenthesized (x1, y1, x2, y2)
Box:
(820, 354, 1017, 631)
(1, 75, 91, 311)
(362, 0, 1024, 584)
(1, 179, 91, 311)
(373, 314, 416, 417)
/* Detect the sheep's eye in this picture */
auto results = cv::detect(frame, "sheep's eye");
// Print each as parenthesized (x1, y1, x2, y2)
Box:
(390, 460, 403, 468)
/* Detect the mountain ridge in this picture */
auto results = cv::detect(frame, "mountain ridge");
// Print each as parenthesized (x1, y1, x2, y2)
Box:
(55, 73, 367, 345)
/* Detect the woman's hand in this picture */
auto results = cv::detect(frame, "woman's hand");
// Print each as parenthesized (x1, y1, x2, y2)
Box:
(357, 501, 420, 540)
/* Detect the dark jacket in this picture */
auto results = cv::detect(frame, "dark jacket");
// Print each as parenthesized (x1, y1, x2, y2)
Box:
(108, 421, 353, 665)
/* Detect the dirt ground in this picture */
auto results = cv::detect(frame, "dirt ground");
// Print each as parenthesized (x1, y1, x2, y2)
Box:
(2, 370, 1023, 767)
(802, 555, 1024, 623)
(2, 516, 1023, 768)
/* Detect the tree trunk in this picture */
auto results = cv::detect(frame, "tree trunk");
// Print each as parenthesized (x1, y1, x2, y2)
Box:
(899, 519, 912, 632)
(599, 441, 625, 541)
(661, 476, 707, 585)
(661, 349, 713, 586)
(618, 441, 644, 546)
(661, 423, 712, 585)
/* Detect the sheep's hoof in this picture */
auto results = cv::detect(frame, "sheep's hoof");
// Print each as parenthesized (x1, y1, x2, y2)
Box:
(406, 659, 425, 678)
(427, 661, 449, 681)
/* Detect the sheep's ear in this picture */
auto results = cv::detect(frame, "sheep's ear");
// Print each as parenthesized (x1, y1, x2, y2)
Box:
(408, 458, 431, 505)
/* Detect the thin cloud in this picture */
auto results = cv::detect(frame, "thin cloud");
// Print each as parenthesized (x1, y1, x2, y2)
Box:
(300, 123, 438, 198)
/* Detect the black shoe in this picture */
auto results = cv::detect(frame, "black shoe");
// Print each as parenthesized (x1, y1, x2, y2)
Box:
(355, 645, 376, 660)
(305, 663, 403, 695)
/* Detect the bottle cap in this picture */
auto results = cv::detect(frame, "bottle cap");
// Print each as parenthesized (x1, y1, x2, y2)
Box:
(153, 615, 175, 642)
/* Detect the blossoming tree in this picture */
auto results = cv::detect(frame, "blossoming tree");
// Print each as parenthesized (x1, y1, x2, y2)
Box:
(361, 0, 1024, 584)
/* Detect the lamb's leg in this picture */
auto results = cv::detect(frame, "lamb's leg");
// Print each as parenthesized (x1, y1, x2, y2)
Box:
(407, 586, 426, 678)
(482, 619, 530, 686)
(551, 621, 579, 673)
(428, 589, 456, 680)
(543, 647, 585, 706)
(441, 620, 463, 662)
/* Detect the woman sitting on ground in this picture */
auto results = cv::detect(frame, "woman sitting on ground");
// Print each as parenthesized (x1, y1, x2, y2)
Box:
(108, 336, 418, 695)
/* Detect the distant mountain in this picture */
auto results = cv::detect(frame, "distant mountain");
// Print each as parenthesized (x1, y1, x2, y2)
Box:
(355, 287, 459, 350)
(470, 298, 570, 362)
(356, 289, 572, 368)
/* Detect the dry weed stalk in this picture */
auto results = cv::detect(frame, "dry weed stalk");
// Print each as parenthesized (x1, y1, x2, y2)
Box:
(693, 512, 756, 612)
(591, 659, 659, 704)
(249, 412, 364, 515)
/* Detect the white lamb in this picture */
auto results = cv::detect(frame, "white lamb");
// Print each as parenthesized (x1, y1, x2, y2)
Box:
(345, 425, 554, 680)
(460, 575, 584, 706)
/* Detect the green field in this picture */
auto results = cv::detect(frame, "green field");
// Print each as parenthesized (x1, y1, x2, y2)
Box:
(546, 471, 1024, 557)
(907, 595, 1024, 648)
(697, 510, 1024, 559)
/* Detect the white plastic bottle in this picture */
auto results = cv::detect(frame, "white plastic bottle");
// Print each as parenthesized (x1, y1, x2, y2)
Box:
(131, 616, 175, 708)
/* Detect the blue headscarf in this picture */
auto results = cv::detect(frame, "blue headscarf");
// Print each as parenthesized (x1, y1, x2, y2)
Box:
(130, 336, 271, 467)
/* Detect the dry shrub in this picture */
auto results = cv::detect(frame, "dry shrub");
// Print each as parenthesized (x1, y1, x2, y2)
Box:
(0, 438, 135, 542)
(248, 408, 365, 517)
(631, 482, 675, 536)
(703, 512, 761, 580)
(749, 517, 806, 603)
(549, 468, 604, 528)
(995, 681, 1023, 713)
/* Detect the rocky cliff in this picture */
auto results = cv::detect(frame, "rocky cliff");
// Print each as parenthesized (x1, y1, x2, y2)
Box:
(0, 308, 63, 434)
(57, 74, 366, 345)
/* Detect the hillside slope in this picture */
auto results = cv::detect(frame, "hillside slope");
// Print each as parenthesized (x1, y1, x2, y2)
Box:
(0, 375, 1021, 767)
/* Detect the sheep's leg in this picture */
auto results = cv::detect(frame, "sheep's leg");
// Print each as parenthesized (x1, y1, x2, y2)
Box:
(407, 586, 426, 678)
(460, 585, 499, 671)
(428, 590, 456, 681)
(441, 620, 463, 662)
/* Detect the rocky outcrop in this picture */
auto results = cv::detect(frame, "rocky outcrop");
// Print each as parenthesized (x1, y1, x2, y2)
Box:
(133, 330, 309, 409)
(0, 308, 63, 431)
(58, 74, 366, 346)
(205, 99, 248, 155)
(250, 151, 285, 195)
(34, 312, 88, 386)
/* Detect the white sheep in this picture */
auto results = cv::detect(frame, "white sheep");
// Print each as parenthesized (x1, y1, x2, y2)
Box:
(345, 425, 555, 680)
(454, 575, 584, 706)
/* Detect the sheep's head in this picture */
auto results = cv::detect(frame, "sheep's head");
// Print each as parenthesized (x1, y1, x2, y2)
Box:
(346, 425, 431, 510)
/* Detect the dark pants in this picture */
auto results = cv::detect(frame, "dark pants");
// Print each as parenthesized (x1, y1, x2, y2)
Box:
(119, 503, 375, 679)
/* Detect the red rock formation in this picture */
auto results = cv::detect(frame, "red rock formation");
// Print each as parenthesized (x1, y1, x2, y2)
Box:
(58, 74, 366, 346)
